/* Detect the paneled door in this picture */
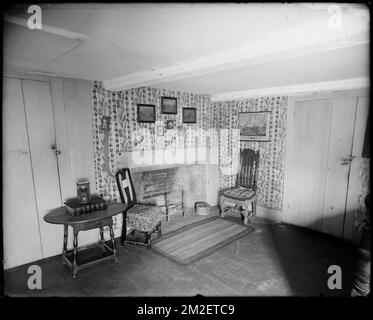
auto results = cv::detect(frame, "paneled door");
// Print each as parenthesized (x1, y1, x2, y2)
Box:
(282, 93, 369, 241)
(3, 77, 63, 268)
(22, 79, 63, 258)
(3, 78, 43, 269)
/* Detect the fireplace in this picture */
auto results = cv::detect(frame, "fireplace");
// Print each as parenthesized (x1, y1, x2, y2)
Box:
(130, 164, 206, 219)
(138, 167, 178, 199)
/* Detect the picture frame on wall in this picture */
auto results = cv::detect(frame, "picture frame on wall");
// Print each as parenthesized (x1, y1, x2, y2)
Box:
(166, 119, 175, 129)
(137, 104, 156, 123)
(182, 108, 197, 123)
(239, 111, 271, 141)
(157, 126, 164, 136)
(100, 116, 110, 133)
(161, 97, 177, 114)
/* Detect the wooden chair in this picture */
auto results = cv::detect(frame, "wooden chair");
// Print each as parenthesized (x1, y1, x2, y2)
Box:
(116, 168, 162, 246)
(220, 148, 259, 225)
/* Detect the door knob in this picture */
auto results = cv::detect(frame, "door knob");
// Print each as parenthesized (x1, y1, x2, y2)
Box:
(51, 144, 61, 155)
(341, 155, 356, 166)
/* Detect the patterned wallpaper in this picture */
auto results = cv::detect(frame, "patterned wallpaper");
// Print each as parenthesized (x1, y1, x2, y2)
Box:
(355, 158, 370, 229)
(92, 80, 287, 213)
(213, 96, 288, 210)
(91, 81, 218, 204)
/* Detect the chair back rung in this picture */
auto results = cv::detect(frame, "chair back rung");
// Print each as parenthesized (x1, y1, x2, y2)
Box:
(116, 168, 137, 209)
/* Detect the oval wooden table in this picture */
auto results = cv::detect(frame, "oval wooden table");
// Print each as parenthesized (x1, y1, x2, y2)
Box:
(44, 202, 126, 278)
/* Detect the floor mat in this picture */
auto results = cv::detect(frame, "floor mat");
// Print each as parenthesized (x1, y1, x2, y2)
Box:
(152, 216, 255, 264)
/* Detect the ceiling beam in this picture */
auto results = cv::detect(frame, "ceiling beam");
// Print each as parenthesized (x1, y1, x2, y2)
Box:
(103, 19, 369, 91)
(210, 78, 369, 101)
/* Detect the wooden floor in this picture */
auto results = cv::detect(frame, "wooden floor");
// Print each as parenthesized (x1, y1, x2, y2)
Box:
(3, 210, 359, 296)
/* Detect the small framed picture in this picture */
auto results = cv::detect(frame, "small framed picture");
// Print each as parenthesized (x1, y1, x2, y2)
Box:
(137, 104, 156, 123)
(157, 126, 164, 136)
(100, 116, 110, 133)
(239, 111, 271, 141)
(161, 97, 177, 114)
(182, 108, 197, 123)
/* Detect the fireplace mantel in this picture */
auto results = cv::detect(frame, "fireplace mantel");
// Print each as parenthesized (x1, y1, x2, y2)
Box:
(117, 149, 209, 170)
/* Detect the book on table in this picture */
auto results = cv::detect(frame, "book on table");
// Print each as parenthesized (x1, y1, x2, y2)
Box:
(64, 195, 107, 216)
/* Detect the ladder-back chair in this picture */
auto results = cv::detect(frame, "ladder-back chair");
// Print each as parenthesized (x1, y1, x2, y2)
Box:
(116, 168, 162, 245)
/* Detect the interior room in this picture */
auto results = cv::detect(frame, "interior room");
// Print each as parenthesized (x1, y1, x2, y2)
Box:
(2, 3, 370, 297)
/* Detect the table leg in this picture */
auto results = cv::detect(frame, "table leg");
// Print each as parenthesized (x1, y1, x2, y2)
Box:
(72, 231, 79, 278)
(62, 225, 68, 265)
(99, 227, 105, 251)
(109, 225, 118, 262)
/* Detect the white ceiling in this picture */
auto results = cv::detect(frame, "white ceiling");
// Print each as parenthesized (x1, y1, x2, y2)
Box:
(3, 3, 370, 97)
(151, 43, 370, 94)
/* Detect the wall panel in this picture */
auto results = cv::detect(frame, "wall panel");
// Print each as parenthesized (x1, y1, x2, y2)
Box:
(3, 77, 43, 269)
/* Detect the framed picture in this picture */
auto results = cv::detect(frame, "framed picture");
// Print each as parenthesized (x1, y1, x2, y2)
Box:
(157, 126, 164, 136)
(100, 116, 110, 133)
(166, 119, 175, 130)
(182, 108, 197, 123)
(137, 104, 155, 123)
(161, 97, 177, 114)
(239, 111, 271, 141)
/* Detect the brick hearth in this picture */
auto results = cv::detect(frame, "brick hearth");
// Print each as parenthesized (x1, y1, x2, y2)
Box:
(131, 164, 206, 218)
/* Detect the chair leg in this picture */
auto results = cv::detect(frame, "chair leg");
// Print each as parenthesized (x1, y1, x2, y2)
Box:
(241, 201, 257, 225)
(157, 222, 162, 237)
(145, 232, 151, 245)
(242, 212, 250, 225)
(242, 202, 251, 226)
(239, 212, 244, 224)
(220, 197, 226, 217)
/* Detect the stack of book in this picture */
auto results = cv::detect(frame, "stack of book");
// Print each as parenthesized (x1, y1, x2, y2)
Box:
(64, 195, 107, 216)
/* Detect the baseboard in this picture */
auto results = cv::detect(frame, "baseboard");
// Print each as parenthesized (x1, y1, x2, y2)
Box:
(256, 206, 281, 223)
